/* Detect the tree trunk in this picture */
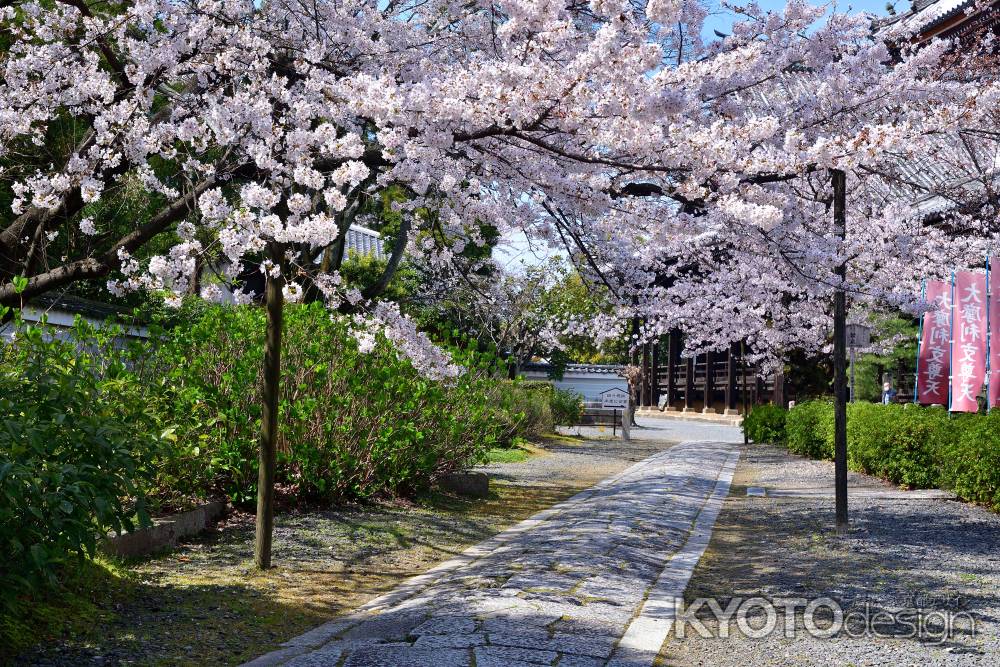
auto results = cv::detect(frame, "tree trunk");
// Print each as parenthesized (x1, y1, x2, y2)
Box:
(255, 251, 284, 569)
(831, 168, 849, 534)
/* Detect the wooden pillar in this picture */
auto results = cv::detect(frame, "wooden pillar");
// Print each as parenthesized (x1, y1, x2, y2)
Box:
(755, 370, 764, 405)
(740, 343, 750, 418)
(650, 340, 660, 408)
(703, 351, 715, 413)
(641, 340, 651, 407)
(666, 331, 678, 411)
(683, 356, 695, 412)
(725, 343, 738, 414)
(773, 372, 786, 408)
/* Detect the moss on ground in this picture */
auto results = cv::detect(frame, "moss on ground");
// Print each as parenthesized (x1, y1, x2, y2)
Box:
(483, 441, 544, 463)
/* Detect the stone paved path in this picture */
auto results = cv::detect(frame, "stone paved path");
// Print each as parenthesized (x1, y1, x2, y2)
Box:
(245, 438, 740, 667)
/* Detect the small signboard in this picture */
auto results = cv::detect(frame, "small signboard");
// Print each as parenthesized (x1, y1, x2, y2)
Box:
(600, 387, 630, 409)
(845, 323, 872, 349)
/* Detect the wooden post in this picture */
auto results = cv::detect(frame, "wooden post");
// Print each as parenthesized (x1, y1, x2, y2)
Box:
(725, 343, 738, 414)
(666, 331, 678, 410)
(641, 340, 651, 407)
(650, 340, 660, 408)
(773, 372, 786, 408)
(255, 246, 284, 569)
(832, 168, 849, 533)
(683, 356, 695, 412)
(741, 342, 750, 444)
(702, 351, 715, 414)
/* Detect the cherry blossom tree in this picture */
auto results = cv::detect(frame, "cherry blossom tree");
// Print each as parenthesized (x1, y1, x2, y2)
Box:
(4, 0, 999, 559)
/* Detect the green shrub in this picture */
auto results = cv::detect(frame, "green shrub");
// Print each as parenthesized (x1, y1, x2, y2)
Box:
(0, 319, 159, 618)
(742, 404, 787, 443)
(938, 410, 1000, 509)
(784, 400, 834, 459)
(551, 388, 584, 426)
(846, 403, 956, 488)
(495, 380, 554, 442)
(781, 400, 995, 495)
(140, 303, 512, 503)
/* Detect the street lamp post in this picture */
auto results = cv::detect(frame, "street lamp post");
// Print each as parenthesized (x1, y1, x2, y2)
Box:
(831, 169, 849, 534)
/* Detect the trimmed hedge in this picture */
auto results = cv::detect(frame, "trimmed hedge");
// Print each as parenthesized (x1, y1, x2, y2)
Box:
(845, 403, 949, 489)
(742, 404, 787, 444)
(778, 400, 1000, 510)
(939, 411, 1000, 509)
(784, 400, 834, 459)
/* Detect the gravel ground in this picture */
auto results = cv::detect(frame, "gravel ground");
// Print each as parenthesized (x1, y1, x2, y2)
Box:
(12, 434, 675, 667)
(664, 443, 1000, 667)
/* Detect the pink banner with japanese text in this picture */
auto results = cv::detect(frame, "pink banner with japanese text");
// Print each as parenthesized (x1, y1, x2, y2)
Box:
(951, 271, 988, 412)
(917, 280, 951, 405)
(990, 259, 1000, 409)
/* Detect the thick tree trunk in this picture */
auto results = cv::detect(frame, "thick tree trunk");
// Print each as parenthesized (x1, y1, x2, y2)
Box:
(831, 168, 849, 533)
(255, 254, 284, 569)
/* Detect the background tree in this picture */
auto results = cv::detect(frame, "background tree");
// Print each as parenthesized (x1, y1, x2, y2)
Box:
(4, 0, 998, 556)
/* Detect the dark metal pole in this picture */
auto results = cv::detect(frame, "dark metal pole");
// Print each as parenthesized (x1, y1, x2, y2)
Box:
(832, 169, 849, 533)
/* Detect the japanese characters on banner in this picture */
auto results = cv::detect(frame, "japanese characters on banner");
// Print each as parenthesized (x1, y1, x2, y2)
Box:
(991, 258, 1000, 410)
(916, 264, 999, 412)
(916, 281, 951, 405)
(950, 271, 988, 413)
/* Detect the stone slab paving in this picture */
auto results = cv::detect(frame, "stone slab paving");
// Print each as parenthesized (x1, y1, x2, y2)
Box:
(243, 438, 740, 667)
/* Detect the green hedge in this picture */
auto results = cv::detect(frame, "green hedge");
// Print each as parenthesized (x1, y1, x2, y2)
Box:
(1, 302, 557, 628)
(140, 302, 538, 504)
(939, 411, 1000, 509)
(784, 400, 834, 459)
(742, 404, 787, 443)
(781, 400, 1000, 509)
(846, 403, 949, 489)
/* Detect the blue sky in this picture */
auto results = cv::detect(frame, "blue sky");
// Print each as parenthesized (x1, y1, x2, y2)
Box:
(702, 0, 897, 39)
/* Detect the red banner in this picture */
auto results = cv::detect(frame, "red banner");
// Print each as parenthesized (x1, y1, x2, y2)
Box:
(917, 280, 951, 405)
(990, 259, 1000, 409)
(951, 271, 987, 412)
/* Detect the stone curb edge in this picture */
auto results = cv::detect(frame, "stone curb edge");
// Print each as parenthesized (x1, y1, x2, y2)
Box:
(608, 443, 741, 666)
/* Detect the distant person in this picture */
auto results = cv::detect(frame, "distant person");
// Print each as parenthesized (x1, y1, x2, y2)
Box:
(882, 382, 897, 405)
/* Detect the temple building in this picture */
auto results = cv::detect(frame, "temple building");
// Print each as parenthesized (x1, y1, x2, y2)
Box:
(889, 0, 1000, 43)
